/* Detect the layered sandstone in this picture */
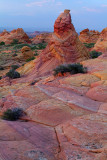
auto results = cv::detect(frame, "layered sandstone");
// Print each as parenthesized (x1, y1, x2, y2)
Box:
(79, 28, 100, 43)
(93, 27, 107, 53)
(31, 9, 89, 76)
(0, 28, 31, 44)
(32, 32, 52, 44)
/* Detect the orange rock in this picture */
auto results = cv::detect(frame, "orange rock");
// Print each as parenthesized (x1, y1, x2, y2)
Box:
(93, 27, 107, 53)
(0, 28, 31, 44)
(79, 28, 100, 43)
(86, 85, 107, 102)
(31, 10, 89, 77)
(21, 46, 33, 60)
(32, 32, 52, 44)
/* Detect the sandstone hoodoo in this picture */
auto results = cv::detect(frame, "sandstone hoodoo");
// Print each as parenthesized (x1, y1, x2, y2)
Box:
(93, 27, 107, 53)
(21, 46, 34, 60)
(79, 28, 100, 44)
(0, 28, 31, 45)
(33, 9, 89, 76)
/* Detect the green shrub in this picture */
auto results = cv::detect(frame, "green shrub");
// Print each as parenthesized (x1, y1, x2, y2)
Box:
(13, 44, 30, 49)
(12, 53, 17, 57)
(11, 65, 19, 70)
(0, 66, 4, 70)
(11, 39, 19, 45)
(31, 46, 38, 50)
(0, 41, 5, 45)
(84, 43, 95, 48)
(34, 52, 39, 56)
(38, 43, 47, 49)
(53, 63, 87, 76)
(2, 108, 23, 121)
(89, 50, 102, 59)
(6, 69, 20, 79)
(26, 57, 35, 62)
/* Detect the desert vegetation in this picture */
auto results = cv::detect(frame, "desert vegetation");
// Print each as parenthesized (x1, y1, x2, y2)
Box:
(89, 50, 102, 58)
(53, 63, 87, 76)
(2, 108, 23, 121)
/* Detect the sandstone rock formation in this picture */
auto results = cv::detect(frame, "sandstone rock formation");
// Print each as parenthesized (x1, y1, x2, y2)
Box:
(93, 27, 107, 53)
(31, 9, 89, 76)
(0, 10, 107, 160)
(21, 46, 33, 60)
(0, 28, 31, 44)
(79, 28, 100, 43)
(32, 32, 52, 44)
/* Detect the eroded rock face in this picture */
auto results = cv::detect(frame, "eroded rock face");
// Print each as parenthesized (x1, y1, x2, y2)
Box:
(21, 46, 33, 60)
(79, 28, 100, 43)
(32, 32, 52, 44)
(31, 9, 89, 77)
(93, 27, 107, 53)
(0, 28, 31, 44)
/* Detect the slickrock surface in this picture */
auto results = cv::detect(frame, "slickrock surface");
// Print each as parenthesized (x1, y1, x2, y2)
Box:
(79, 28, 100, 43)
(0, 28, 31, 44)
(0, 10, 107, 160)
(32, 32, 52, 44)
(0, 53, 107, 159)
(93, 27, 107, 53)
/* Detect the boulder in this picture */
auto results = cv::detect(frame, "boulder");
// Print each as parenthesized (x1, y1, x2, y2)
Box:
(21, 46, 33, 60)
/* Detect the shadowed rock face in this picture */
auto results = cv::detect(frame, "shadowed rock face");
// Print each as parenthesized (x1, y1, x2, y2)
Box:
(93, 27, 107, 53)
(31, 9, 89, 77)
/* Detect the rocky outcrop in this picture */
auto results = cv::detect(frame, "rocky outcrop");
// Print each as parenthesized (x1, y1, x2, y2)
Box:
(79, 28, 100, 43)
(0, 28, 31, 44)
(93, 27, 107, 53)
(32, 32, 52, 44)
(21, 46, 33, 60)
(31, 9, 89, 77)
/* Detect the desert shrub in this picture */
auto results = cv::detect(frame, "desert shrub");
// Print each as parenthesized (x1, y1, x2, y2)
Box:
(11, 39, 19, 45)
(22, 63, 25, 66)
(2, 108, 23, 121)
(12, 53, 17, 57)
(38, 43, 47, 49)
(26, 56, 35, 62)
(89, 50, 102, 59)
(53, 63, 87, 76)
(6, 69, 20, 79)
(13, 43, 30, 49)
(0, 66, 4, 70)
(0, 41, 5, 45)
(11, 65, 19, 70)
(31, 45, 38, 50)
(34, 52, 39, 56)
(84, 43, 95, 48)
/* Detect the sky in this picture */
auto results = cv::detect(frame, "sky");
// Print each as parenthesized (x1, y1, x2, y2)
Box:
(0, 0, 107, 32)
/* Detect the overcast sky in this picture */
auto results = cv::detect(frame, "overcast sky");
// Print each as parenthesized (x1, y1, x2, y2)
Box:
(0, 0, 107, 32)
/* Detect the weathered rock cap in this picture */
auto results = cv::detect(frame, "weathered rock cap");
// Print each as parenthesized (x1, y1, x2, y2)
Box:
(64, 9, 70, 13)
